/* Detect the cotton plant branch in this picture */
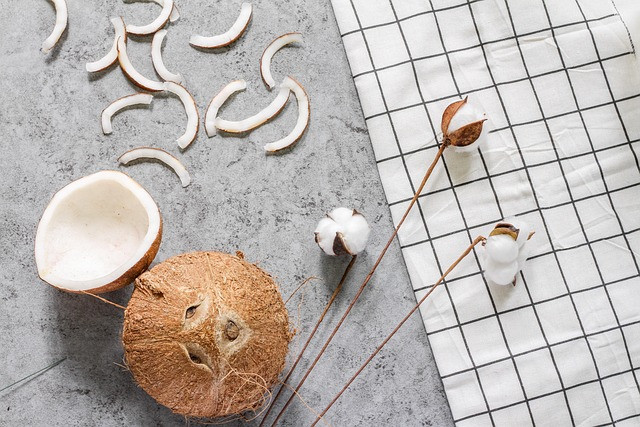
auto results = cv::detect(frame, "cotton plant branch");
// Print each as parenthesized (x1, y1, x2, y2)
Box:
(263, 259, 355, 426)
(266, 98, 488, 426)
(260, 256, 357, 426)
(310, 236, 486, 425)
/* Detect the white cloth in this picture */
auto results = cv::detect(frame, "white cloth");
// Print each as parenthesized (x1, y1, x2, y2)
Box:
(331, 0, 640, 425)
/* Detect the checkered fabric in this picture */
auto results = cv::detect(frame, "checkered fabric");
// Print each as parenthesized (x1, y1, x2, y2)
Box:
(331, 0, 640, 425)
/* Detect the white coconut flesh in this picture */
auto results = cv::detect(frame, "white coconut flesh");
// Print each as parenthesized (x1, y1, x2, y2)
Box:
(152, 0, 180, 22)
(264, 76, 309, 152)
(35, 171, 161, 293)
(119, 147, 191, 187)
(86, 17, 126, 73)
(204, 80, 247, 137)
(189, 3, 253, 48)
(260, 33, 303, 89)
(125, 0, 173, 35)
(102, 93, 154, 135)
(164, 82, 199, 149)
(117, 36, 165, 92)
(215, 84, 290, 134)
(124, 0, 179, 22)
(42, 0, 68, 54)
(152, 30, 183, 84)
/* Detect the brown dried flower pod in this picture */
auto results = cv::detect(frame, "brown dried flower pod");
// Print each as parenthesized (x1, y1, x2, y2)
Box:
(441, 96, 487, 149)
(122, 251, 292, 419)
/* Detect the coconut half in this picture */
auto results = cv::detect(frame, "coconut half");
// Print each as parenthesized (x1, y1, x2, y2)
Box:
(190, 3, 253, 49)
(35, 171, 162, 294)
(264, 76, 309, 152)
(164, 82, 199, 149)
(123, 251, 291, 418)
(260, 32, 303, 89)
(86, 17, 126, 73)
(117, 36, 165, 92)
(118, 147, 191, 187)
(152, 30, 184, 84)
(205, 80, 247, 137)
(102, 93, 154, 135)
(125, 0, 173, 36)
(42, 0, 68, 54)
(215, 84, 290, 134)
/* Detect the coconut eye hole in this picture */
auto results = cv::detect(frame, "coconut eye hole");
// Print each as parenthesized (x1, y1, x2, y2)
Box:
(183, 343, 211, 370)
(185, 304, 199, 319)
(225, 320, 239, 341)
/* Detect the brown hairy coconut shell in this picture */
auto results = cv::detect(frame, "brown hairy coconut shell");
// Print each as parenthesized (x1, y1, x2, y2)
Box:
(122, 251, 292, 418)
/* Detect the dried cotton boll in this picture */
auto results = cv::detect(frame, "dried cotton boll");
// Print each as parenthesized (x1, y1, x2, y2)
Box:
(122, 251, 292, 419)
(483, 220, 534, 286)
(441, 97, 487, 152)
(314, 208, 371, 256)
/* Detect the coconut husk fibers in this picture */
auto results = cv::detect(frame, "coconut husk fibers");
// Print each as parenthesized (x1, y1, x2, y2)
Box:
(122, 251, 292, 418)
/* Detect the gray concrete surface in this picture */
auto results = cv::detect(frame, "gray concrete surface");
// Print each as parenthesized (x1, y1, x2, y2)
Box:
(0, 1, 454, 425)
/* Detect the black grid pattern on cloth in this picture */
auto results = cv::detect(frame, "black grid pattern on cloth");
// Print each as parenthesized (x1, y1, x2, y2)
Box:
(332, 0, 640, 425)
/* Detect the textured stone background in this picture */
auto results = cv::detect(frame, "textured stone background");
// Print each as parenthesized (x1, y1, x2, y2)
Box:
(0, 1, 453, 425)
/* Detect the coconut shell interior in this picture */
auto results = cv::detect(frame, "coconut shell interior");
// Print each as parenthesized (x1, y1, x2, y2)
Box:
(123, 251, 292, 419)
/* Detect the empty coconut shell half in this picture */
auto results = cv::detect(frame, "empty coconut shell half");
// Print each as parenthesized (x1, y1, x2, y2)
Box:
(35, 170, 162, 294)
(123, 251, 292, 419)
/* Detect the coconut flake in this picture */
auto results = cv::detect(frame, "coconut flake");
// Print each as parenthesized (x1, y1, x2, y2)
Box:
(264, 76, 309, 152)
(151, 30, 183, 84)
(102, 93, 154, 135)
(152, 0, 180, 22)
(86, 17, 126, 73)
(216, 84, 290, 134)
(164, 82, 199, 149)
(260, 33, 303, 89)
(125, 0, 173, 35)
(204, 80, 247, 137)
(117, 36, 165, 91)
(314, 208, 370, 256)
(119, 147, 191, 187)
(190, 3, 252, 48)
(42, 0, 68, 53)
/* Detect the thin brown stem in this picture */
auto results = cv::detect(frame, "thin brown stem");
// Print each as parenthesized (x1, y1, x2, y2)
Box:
(259, 256, 357, 427)
(310, 236, 485, 426)
(80, 291, 126, 310)
(284, 276, 320, 306)
(268, 143, 448, 427)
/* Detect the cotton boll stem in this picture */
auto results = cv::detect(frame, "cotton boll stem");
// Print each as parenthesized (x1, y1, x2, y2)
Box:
(310, 236, 487, 426)
(258, 255, 357, 427)
(268, 142, 448, 427)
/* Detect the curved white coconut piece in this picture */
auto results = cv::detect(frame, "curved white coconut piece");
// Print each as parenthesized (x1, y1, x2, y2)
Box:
(204, 80, 247, 137)
(260, 32, 303, 89)
(117, 36, 164, 91)
(35, 171, 162, 294)
(264, 77, 309, 152)
(86, 17, 126, 73)
(164, 82, 199, 149)
(215, 84, 290, 134)
(152, 0, 180, 22)
(151, 30, 183, 84)
(126, 0, 173, 35)
(124, 0, 179, 22)
(118, 147, 191, 187)
(42, 0, 68, 53)
(190, 3, 252, 48)
(102, 93, 154, 135)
